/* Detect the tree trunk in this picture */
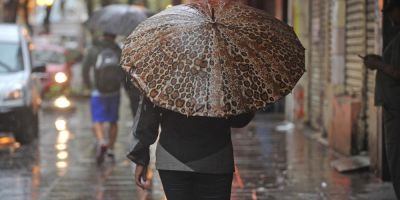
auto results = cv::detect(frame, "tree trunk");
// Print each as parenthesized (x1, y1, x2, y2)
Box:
(86, 0, 94, 17)
(3, 0, 19, 23)
(22, 0, 32, 33)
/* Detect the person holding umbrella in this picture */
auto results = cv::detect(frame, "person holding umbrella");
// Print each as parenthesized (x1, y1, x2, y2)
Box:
(122, 0, 305, 198)
(130, 96, 254, 199)
(86, 4, 148, 120)
(82, 32, 122, 164)
(83, 4, 148, 164)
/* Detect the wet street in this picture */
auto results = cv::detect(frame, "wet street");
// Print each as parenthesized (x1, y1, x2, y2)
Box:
(0, 96, 397, 200)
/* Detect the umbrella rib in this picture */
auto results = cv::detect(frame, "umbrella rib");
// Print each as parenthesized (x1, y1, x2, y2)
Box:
(209, 24, 228, 115)
(126, 24, 196, 57)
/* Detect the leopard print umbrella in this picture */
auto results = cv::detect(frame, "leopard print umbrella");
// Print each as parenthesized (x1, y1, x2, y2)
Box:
(121, 0, 305, 117)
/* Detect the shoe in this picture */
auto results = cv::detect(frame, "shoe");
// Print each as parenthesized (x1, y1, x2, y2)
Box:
(107, 149, 114, 157)
(107, 149, 115, 161)
(96, 144, 107, 165)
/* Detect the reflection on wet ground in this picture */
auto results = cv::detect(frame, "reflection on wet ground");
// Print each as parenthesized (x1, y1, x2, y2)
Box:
(0, 96, 397, 200)
(231, 115, 396, 200)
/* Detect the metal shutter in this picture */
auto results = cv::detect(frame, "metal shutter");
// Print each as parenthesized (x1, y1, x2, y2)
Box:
(309, 0, 331, 129)
(366, 0, 377, 95)
(345, 0, 367, 95)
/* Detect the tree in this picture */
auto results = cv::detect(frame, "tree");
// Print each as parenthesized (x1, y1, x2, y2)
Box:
(3, 0, 19, 22)
(86, 0, 94, 17)
(22, 0, 32, 33)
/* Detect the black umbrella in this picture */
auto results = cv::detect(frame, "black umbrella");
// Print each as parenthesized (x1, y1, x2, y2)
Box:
(86, 4, 147, 36)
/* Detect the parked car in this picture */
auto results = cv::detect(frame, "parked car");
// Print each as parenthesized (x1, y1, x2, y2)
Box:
(0, 24, 46, 145)
(32, 44, 73, 98)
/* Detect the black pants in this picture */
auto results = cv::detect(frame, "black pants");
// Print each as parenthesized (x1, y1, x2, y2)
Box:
(384, 107, 400, 199)
(158, 170, 233, 200)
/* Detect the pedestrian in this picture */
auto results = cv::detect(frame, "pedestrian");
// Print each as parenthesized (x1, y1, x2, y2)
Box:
(121, 0, 304, 199)
(82, 32, 123, 165)
(362, 1, 400, 198)
(127, 96, 254, 199)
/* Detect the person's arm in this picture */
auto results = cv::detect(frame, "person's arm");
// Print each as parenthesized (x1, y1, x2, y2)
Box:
(363, 54, 400, 80)
(377, 63, 400, 80)
(123, 69, 133, 91)
(229, 112, 255, 128)
(127, 97, 161, 166)
(81, 47, 97, 89)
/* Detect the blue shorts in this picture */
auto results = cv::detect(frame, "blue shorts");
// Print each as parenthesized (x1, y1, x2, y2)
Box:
(90, 94, 120, 123)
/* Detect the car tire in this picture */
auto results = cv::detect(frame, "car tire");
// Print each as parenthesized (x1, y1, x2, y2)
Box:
(14, 108, 38, 145)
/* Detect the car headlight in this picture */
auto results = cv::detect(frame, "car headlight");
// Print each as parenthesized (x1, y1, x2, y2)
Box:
(54, 72, 68, 83)
(4, 85, 24, 101)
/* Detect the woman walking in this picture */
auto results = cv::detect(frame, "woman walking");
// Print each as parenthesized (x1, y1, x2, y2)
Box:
(128, 97, 254, 199)
(121, 0, 305, 199)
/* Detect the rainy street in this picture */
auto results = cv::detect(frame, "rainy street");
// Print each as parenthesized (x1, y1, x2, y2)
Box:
(0, 96, 397, 199)
(1, 0, 400, 199)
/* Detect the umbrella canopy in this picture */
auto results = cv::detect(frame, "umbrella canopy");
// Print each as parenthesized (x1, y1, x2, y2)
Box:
(86, 4, 147, 36)
(121, 0, 305, 117)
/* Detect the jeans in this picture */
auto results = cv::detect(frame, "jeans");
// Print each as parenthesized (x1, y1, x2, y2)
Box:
(383, 107, 400, 199)
(158, 170, 233, 200)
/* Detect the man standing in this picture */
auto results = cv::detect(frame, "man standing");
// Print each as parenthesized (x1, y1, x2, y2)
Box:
(82, 33, 122, 165)
(363, 1, 400, 198)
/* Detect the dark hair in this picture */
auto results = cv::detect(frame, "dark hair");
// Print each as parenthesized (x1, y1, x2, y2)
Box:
(383, 0, 400, 12)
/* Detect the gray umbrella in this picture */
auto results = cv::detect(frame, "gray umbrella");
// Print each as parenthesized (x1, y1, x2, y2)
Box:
(86, 4, 147, 36)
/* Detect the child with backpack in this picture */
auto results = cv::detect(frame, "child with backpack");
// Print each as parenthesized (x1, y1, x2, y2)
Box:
(82, 33, 123, 165)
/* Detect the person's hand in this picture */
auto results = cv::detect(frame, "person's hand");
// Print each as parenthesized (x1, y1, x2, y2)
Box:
(361, 54, 384, 70)
(134, 164, 151, 190)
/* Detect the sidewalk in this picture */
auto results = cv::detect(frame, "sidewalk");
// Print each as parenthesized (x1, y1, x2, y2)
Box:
(49, 56, 397, 199)
(229, 114, 396, 200)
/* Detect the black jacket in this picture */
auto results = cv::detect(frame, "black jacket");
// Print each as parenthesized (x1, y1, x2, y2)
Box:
(127, 97, 254, 174)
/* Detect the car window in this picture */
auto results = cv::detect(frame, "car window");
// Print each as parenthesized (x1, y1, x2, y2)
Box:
(33, 49, 66, 66)
(0, 42, 24, 73)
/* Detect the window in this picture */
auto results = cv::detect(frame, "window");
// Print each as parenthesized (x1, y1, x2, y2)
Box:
(0, 42, 24, 73)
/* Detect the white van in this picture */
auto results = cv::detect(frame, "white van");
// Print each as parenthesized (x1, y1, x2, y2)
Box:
(0, 24, 46, 144)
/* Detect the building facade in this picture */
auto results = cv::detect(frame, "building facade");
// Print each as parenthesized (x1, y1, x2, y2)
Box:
(287, 0, 386, 177)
